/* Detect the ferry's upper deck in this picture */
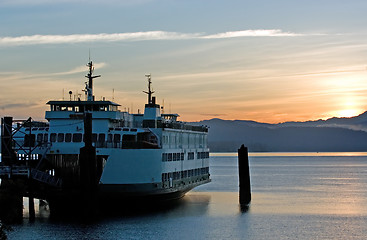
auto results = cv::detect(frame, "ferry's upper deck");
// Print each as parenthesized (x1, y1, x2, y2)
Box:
(45, 100, 124, 120)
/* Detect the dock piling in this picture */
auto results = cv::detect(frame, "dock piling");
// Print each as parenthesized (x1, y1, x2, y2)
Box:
(28, 196, 35, 221)
(238, 144, 251, 206)
(79, 112, 98, 218)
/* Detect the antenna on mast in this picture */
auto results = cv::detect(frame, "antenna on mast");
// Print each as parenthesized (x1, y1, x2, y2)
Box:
(143, 74, 155, 104)
(85, 54, 101, 101)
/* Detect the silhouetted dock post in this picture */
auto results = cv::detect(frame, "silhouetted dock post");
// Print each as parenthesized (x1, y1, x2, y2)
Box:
(1, 116, 16, 166)
(0, 180, 23, 223)
(28, 196, 35, 221)
(238, 144, 251, 206)
(28, 181, 35, 221)
(79, 112, 98, 217)
(0, 117, 23, 223)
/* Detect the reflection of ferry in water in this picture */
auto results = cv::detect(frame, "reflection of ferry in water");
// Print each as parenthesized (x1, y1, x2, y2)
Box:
(10, 60, 210, 205)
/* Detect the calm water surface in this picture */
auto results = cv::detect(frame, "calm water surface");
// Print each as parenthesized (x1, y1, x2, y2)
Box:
(7, 153, 367, 239)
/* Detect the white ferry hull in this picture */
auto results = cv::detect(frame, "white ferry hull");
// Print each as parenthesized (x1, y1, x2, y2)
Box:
(1, 60, 211, 215)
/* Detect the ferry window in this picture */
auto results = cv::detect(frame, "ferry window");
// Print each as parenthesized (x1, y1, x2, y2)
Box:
(37, 134, 43, 143)
(173, 153, 177, 161)
(123, 128, 129, 131)
(75, 106, 80, 112)
(98, 134, 105, 143)
(107, 134, 113, 142)
(181, 153, 184, 161)
(114, 134, 121, 143)
(39, 128, 45, 130)
(24, 134, 35, 147)
(72, 133, 82, 142)
(168, 153, 172, 161)
(43, 133, 48, 142)
(65, 133, 72, 142)
(57, 133, 64, 142)
(123, 134, 135, 142)
(50, 133, 57, 142)
(32, 128, 38, 131)
(92, 133, 98, 143)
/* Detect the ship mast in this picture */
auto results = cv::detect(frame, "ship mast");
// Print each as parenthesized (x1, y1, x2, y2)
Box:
(85, 59, 101, 101)
(143, 74, 155, 104)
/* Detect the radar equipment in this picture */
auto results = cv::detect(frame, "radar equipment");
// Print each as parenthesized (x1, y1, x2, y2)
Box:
(85, 60, 101, 101)
(143, 74, 155, 105)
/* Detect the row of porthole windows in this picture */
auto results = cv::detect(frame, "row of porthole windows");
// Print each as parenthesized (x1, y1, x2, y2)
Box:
(108, 127, 137, 132)
(162, 167, 209, 181)
(162, 152, 198, 162)
(162, 152, 185, 162)
(162, 133, 207, 146)
(197, 152, 210, 159)
(32, 133, 135, 144)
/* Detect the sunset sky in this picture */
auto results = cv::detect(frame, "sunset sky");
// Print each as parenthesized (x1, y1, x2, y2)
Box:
(1, 0, 367, 123)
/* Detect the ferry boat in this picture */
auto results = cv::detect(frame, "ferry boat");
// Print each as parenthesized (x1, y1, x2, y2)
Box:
(9, 60, 210, 206)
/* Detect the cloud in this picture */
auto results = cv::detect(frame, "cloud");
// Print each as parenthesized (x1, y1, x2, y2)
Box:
(0, 102, 35, 110)
(0, 30, 302, 46)
(51, 62, 107, 76)
(0, 32, 199, 46)
(0, 62, 107, 83)
(202, 29, 302, 39)
(0, 0, 153, 6)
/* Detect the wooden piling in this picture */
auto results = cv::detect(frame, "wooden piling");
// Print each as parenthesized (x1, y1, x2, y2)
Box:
(28, 196, 35, 221)
(1, 117, 24, 223)
(1, 117, 16, 166)
(238, 144, 251, 206)
(0, 180, 23, 223)
(79, 112, 98, 217)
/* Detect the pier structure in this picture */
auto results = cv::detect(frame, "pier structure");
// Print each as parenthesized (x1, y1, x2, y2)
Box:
(0, 115, 95, 221)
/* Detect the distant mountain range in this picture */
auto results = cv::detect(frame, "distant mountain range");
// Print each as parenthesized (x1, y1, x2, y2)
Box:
(194, 111, 367, 152)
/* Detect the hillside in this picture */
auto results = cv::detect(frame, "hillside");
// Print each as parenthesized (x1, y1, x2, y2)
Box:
(194, 112, 367, 152)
